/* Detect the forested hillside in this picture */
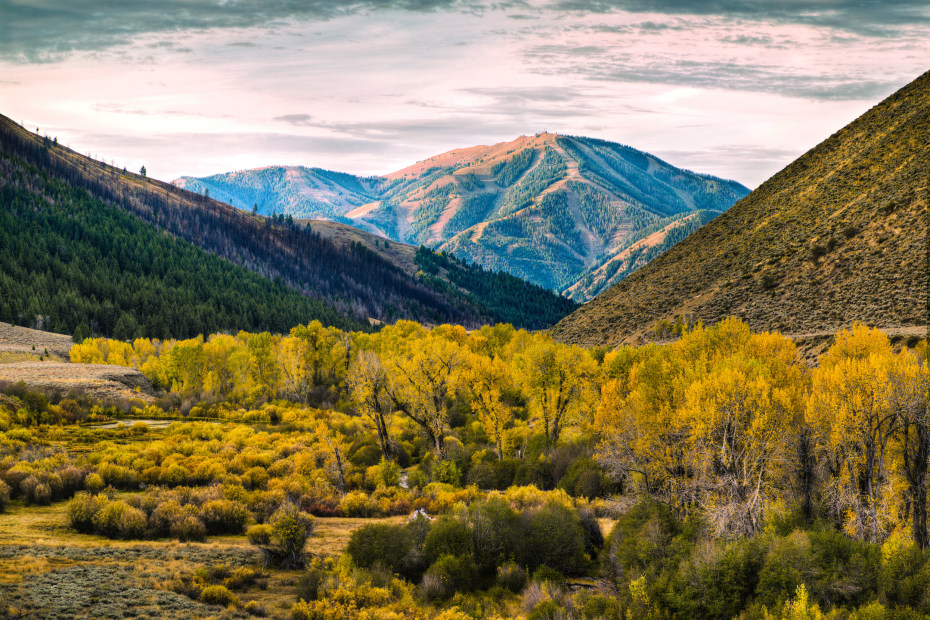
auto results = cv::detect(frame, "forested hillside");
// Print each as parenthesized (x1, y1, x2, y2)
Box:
(0, 114, 577, 337)
(177, 133, 749, 296)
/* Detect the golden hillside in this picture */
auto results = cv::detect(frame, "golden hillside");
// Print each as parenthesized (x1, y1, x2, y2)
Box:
(552, 70, 930, 349)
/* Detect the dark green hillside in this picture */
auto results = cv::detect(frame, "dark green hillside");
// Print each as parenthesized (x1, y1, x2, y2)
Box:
(0, 113, 579, 335)
(0, 153, 364, 339)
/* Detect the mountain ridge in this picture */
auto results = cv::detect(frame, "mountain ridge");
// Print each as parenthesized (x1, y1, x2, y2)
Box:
(175, 132, 749, 298)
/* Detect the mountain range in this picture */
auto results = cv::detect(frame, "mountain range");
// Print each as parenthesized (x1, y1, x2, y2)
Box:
(551, 69, 930, 356)
(175, 133, 749, 299)
(0, 113, 577, 339)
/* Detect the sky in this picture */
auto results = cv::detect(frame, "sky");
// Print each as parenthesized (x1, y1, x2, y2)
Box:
(1, 1, 927, 188)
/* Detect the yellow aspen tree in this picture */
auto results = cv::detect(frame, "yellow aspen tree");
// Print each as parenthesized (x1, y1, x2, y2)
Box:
(461, 353, 514, 459)
(246, 332, 279, 400)
(515, 338, 597, 444)
(202, 334, 241, 397)
(346, 350, 393, 461)
(682, 354, 803, 538)
(809, 325, 902, 543)
(892, 345, 929, 547)
(382, 335, 465, 457)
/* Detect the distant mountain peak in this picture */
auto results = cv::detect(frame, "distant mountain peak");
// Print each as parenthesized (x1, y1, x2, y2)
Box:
(173, 133, 749, 298)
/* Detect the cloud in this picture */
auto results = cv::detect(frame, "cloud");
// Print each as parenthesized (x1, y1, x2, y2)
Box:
(548, 0, 930, 34)
(0, 0, 493, 62)
(524, 45, 904, 101)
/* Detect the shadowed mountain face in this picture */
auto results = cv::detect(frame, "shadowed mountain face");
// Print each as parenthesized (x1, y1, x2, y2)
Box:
(175, 133, 749, 299)
(551, 70, 930, 351)
(0, 113, 578, 338)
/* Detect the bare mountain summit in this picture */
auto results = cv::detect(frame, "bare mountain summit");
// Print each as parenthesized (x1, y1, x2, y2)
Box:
(551, 70, 930, 351)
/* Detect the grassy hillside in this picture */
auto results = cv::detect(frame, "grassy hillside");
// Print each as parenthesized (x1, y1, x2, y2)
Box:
(177, 133, 748, 297)
(552, 69, 930, 348)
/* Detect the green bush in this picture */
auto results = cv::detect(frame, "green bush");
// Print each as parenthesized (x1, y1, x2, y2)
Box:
(0, 479, 9, 512)
(466, 496, 522, 573)
(434, 460, 462, 487)
(422, 554, 477, 599)
(581, 594, 621, 619)
(296, 569, 325, 602)
(521, 502, 587, 576)
(347, 522, 411, 572)
(424, 516, 471, 565)
(756, 531, 813, 608)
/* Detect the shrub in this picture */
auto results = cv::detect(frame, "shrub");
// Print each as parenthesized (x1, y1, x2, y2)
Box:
(0, 480, 9, 512)
(85, 472, 105, 495)
(434, 460, 462, 487)
(497, 561, 527, 592)
(251, 503, 314, 568)
(67, 493, 102, 533)
(521, 502, 587, 576)
(581, 594, 621, 619)
(118, 505, 148, 538)
(149, 499, 185, 537)
(347, 523, 411, 573)
(422, 554, 477, 599)
(531, 565, 565, 586)
(93, 500, 132, 537)
(296, 569, 325, 602)
(528, 599, 563, 620)
(244, 600, 268, 616)
(200, 584, 238, 607)
(577, 506, 604, 557)
(224, 567, 267, 591)
(424, 516, 471, 565)
(200, 499, 248, 534)
(171, 514, 208, 542)
(339, 490, 377, 517)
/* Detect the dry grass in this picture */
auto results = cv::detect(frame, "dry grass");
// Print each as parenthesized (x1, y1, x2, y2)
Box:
(0, 498, 409, 618)
(0, 322, 74, 359)
(0, 361, 154, 402)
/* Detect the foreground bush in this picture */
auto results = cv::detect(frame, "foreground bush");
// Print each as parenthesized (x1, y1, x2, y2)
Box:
(250, 503, 315, 568)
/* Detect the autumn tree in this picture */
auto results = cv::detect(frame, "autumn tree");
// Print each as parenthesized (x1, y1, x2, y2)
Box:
(246, 331, 279, 400)
(461, 353, 514, 459)
(515, 338, 597, 444)
(383, 335, 465, 456)
(892, 344, 930, 547)
(347, 350, 393, 460)
(808, 325, 903, 543)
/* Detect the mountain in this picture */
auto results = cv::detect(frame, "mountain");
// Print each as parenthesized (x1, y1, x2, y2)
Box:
(0, 113, 577, 339)
(175, 134, 749, 298)
(551, 70, 930, 352)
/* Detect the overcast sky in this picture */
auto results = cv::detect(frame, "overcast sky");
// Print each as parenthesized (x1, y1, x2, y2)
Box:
(1, 1, 927, 187)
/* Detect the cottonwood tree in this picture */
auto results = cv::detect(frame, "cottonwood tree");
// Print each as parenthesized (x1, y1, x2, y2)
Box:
(383, 335, 465, 456)
(809, 325, 902, 544)
(347, 350, 393, 460)
(461, 354, 514, 459)
(892, 345, 930, 547)
(515, 339, 597, 444)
